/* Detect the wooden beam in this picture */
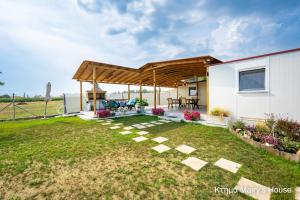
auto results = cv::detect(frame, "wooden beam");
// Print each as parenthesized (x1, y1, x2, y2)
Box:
(93, 67, 97, 115)
(128, 84, 130, 100)
(80, 81, 83, 111)
(153, 70, 156, 109)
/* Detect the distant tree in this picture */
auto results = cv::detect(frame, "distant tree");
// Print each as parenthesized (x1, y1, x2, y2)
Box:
(0, 94, 10, 98)
(0, 72, 4, 86)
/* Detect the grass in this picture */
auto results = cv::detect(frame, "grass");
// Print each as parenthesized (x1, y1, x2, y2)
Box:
(0, 115, 299, 199)
(0, 101, 63, 120)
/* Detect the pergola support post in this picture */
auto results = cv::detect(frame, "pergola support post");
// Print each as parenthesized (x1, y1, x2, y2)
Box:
(139, 81, 142, 100)
(153, 70, 156, 109)
(80, 81, 83, 111)
(176, 85, 179, 99)
(128, 84, 130, 100)
(93, 67, 97, 115)
(206, 67, 209, 113)
(158, 87, 161, 105)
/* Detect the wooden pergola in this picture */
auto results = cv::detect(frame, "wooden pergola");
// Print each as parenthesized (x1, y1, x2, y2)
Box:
(72, 56, 222, 114)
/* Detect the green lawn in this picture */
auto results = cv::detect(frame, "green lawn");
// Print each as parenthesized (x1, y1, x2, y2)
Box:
(0, 116, 299, 199)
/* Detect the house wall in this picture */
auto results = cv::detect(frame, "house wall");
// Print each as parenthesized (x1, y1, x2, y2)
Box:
(178, 81, 207, 106)
(209, 50, 300, 121)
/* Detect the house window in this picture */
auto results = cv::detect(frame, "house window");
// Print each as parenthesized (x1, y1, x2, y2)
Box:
(239, 68, 266, 91)
(189, 87, 197, 96)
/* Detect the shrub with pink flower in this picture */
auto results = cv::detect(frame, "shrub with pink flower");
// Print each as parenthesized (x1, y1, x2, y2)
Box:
(97, 109, 111, 118)
(263, 135, 278, 146)
(152, 108, 165, 116)
(183, 110, 200, 121)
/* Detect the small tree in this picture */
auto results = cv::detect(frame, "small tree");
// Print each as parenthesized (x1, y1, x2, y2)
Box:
(0, 72, 4, 86)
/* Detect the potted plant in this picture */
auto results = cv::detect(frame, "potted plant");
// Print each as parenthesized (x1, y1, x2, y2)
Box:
(136, 98, 149, 113)
(97, 109, 111, 118)
(152, 108, 165, 116)
(207, 107, 230, 126)
(118, 107, 128, 116)
(183, 110, 200, 121)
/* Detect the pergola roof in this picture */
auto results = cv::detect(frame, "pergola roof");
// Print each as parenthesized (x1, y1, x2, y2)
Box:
(72, 55, 222, 87)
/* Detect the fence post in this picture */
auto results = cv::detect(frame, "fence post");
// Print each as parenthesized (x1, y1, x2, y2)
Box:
(12, 93, 16, 120)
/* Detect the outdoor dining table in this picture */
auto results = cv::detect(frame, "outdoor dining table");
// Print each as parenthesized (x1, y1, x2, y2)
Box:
(171, 98, 200, 109)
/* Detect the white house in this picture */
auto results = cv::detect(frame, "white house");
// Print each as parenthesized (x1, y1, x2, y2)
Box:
(209, 48, 300, 122)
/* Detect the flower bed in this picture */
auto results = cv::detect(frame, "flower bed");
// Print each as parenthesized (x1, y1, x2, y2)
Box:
(183, 110, 200, 121)
(151, 108, 164, 116)
(229, 114, 300, 163)
(97, 109, 111, 118)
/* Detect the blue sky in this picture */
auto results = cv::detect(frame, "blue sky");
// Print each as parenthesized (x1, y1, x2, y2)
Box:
(0, 0, 300, 96)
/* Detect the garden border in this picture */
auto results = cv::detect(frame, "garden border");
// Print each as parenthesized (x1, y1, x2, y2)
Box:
(230, 129, 300, 163)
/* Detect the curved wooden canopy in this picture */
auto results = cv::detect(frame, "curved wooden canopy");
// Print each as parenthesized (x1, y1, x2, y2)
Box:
(72, 56, 222, 88)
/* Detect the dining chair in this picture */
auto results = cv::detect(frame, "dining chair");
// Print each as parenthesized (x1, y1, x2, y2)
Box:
(167, 98, 173, 109)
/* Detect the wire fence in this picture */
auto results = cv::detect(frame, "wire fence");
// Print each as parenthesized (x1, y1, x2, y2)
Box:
(0, 94, 64, 120)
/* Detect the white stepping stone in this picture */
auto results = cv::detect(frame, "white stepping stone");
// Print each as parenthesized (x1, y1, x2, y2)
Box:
(97, 120, 104, 122)
(133, 136, 148, 142)
(106, 119, 114, 122)
(214, 158, 242, 173)
(114, 123, 123, 126)
(152, 144, 171, 153)
(102, 122, 112, 125)
(132, 124, 142, 127)
(120, 131, 132, 135)
(235, 177, 271, 200)
(150, 121, 158, 124)
(153, 122, 163, 125)
(136, 125, 146, 129)
(152, 137, 168, 143)
(137, 131, 149, 135)
(175, 145, 196, 154)
(141, 122, 150, 125)
(110, 126, 120, 130)
(147, 124, 155, 127)
(296, 187, 300, 200)
(181, 157, 207, 171)
(124, 126, 134, 130)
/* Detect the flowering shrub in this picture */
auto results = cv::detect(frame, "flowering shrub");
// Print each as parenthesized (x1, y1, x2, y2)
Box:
(97, 109, 111, 118)
(263, 135, 278, 146)
(152, 108, 164, 116)
(183, 110, 200, 121)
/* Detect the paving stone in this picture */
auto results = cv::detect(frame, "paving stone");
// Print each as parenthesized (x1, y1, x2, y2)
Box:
(175, 145, 196, 154)
(136, 125, 146, 129)
(110, 126, 120, 130)
(152, 144, 171, 153)
(106, 119, 114, 122)
(150, 121, 158, 124)
(153, 122, 163, 125)
(214, 158, 242, 173)
(146, 124, 155, 127)
(159, 119, 171, 123)
(140, 122, 150, 125)
(234, 177, 272, 200)
(132, 124, 141, 128)
(114, 123, 123, 126)
(181, 157, 207, 171)
(296, 187, 300, 200)
(124, 126, 134, 130)
(96, 120, 104, 122)
(152, 136, 168, 143)
(133, 136, 148, 142)
(119, 131, 132, 135)
(137, 131, 149, 135)
(102, 122, 112, 125)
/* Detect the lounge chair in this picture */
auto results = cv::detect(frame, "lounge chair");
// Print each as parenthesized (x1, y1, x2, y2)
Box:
(127, 98, 137, 110)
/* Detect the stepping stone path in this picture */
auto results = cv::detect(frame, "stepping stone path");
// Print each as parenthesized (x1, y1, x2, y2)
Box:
(158, 120, 171, 123)
(141, 122, 150, 125)
(97, 120, 104, 122)
(181, 157, 207, 171)
(214, 158, 242, 173)
(120, 131, 132, 135)
(152, 144, 171, 153)
(110, 126, 120, 130)
(175, 145, 196, 154)
(153, 122, 163, 125)
(235, 177, 271, 200)
(133, 136, 148, 142)
(132, 124, 141, 128)
(114, 123, 123, 126)
(152, 136, 168, 143)
(123, 126, 134, 130)
(296, 187, 300, 200)
(137, 131, 149, 135)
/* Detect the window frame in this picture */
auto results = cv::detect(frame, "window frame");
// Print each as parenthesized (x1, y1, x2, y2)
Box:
(188, 87, 197, 96)
(237, 66, 269, 93)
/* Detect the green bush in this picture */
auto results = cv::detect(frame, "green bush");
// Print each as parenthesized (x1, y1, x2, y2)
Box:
(210, 107, 230, 117)
(276, 117, 300, 142)
(136, 98, 149, 106)
(230, 120, 246, 130)
(0, 97, 63, 103)
(276, 137, 300, 153)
